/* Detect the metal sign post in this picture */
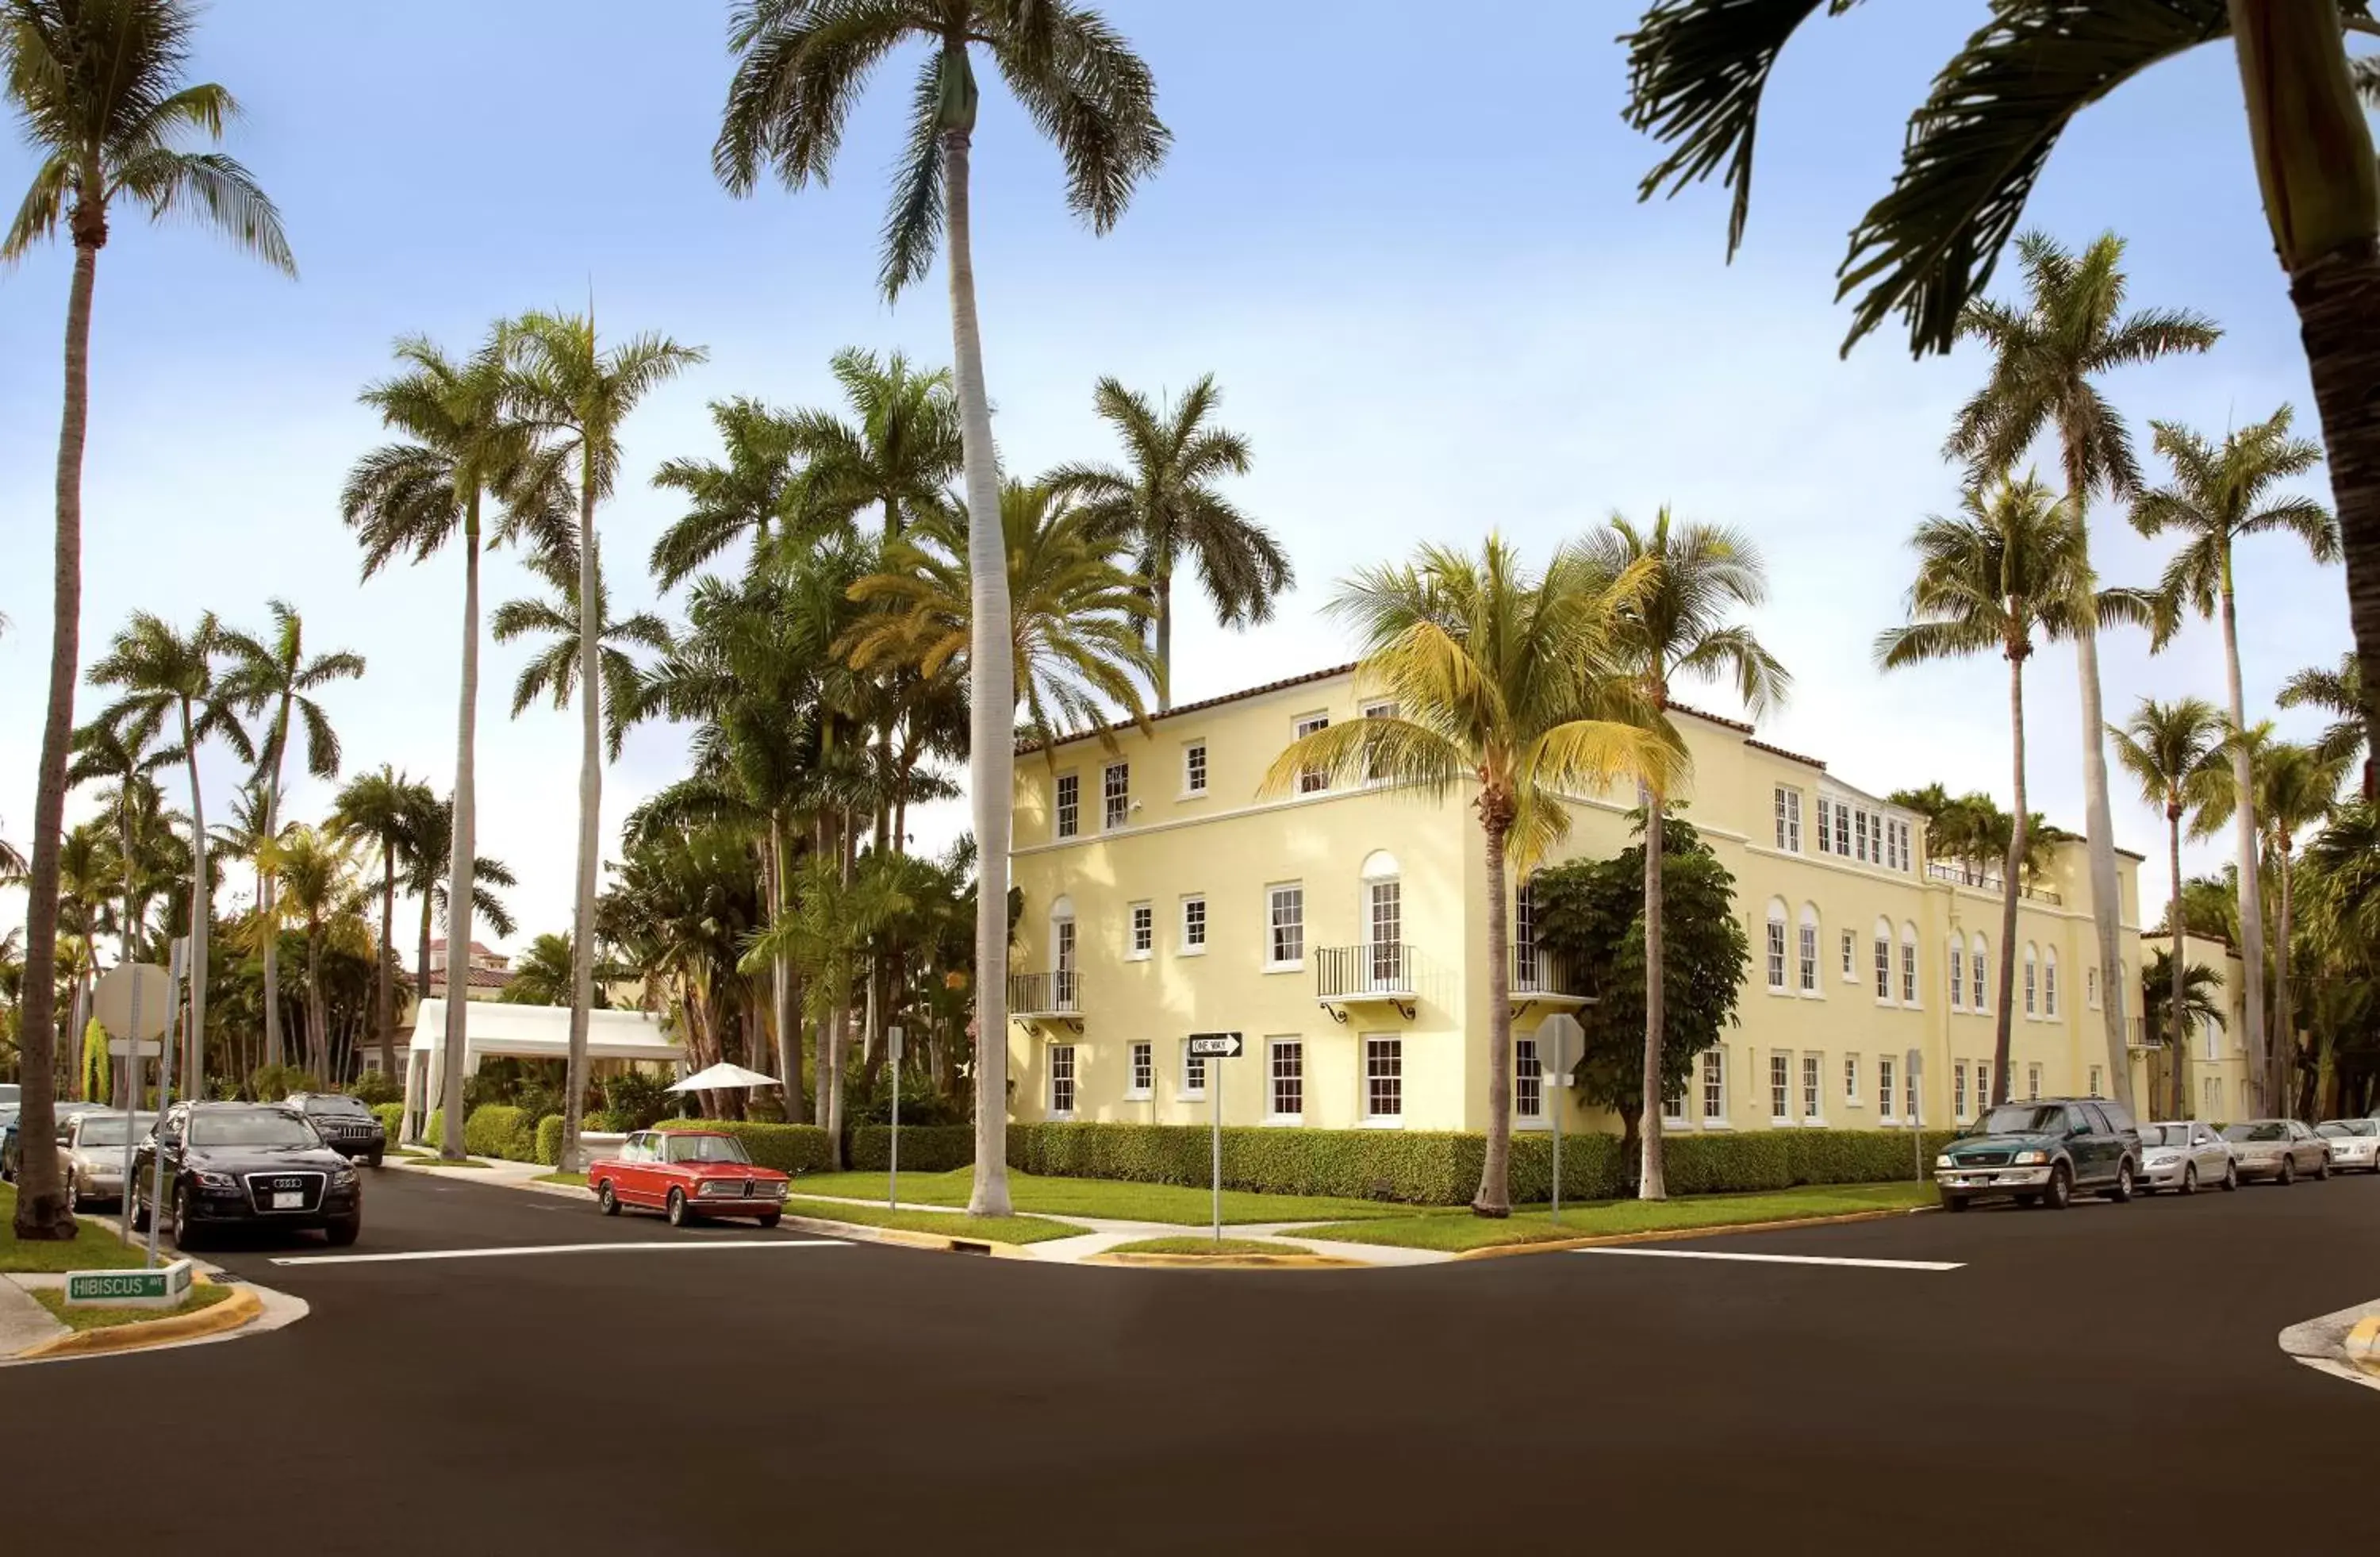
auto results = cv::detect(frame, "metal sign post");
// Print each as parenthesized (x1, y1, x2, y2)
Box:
(886, 1025, 904, 1212)
(1906, 1047, 1926, 1183)
(96, 963, 170, 1250)
(1187, 1033, 1244, 1244)
(1537, 1014, 1584, 1224)
(144, 944, 186, 1267)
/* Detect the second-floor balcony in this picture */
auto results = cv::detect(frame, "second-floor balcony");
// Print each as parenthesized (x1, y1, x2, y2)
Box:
(1316, 944, 1416, 1021)
(1924, 860, 2063, 906)
(1008, 969, 1081, 1029)
(1511, 945, 1589, 1012)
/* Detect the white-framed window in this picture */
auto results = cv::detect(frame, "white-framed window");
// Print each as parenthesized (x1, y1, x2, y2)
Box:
(2087, 964, 2100, 1008)
(1127, 1040, 1154, 1099)
(1514, 876, 1541, 990)
(1102, 760, 1130, 830)
(1904, 1065, 1918, 1122)
(1765, 901, 1788, 992)
(1265, 882, 1305, 969)
(1183, 740, 1207, 796)
(1181, 1041, 1208, 1101)
(2203, 1075, 2221, 1117)
(1949, 943, 1965, 1010)
(1053, 912, 1077, 1009)
(1816, 797, 1833, 854)
(1774, 786, 1802, 852)
(1953, 1061, 1969, 1122)
(2024, 945, 2038, 1017)
(1975, 1062, 1992, 1109)
(1268, 1037, 1303, 1121)
(1878, 1055, 1898, 1122)
(1856, 810, 1870, 863)
(1054, 772, 1079, 839)
(1361, 700, 1399, 785)
(1801, 1052, 1823, 1123)
(2026, 1062, 2043, 1100)
(1873, 924, 1892, 1002)
(2087, 1063, 2103, 1098)
(1127, 902, 1153, 959)
(1833, 803, 1850, 856)
(1048, 1043, 1077, 1117)
(1840, 928, 1856, 981)
(1971, 934, 1987, 1011)
(1843, 1053, 1862, 1109)
(2043, 949, 2059, 1017)
(1701, 1048, 1726, 1123)
(1661, 1067, 1689, 1125)
(1180, 894, 1207, 954)
(1797, 907, 1819, 994)
(1900, 925, 1918, 1005)
(1365, 1036, 1403, 1122)
(1368, 876, 1403, 977)
(1295, 713, 1330, 794)
(1514, 1037, 1544, 1121)
(1769, 1051, 1791, 1123)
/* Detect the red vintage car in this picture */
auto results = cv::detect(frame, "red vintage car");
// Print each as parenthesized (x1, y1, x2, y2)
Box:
(586, 1129, 792, 1228)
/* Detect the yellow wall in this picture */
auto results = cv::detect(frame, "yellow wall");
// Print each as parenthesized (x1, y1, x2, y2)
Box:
(2135, 932, 2256, 1122)
(1007, 667, 2147, 1139)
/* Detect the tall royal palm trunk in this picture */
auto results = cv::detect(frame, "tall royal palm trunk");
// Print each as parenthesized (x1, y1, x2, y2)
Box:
(2167, 806, 2190, 1120)
(440, 502, 483, 1159)
(766, 817, 805, 1123)
(2061, 494, 2134, 1114)
(376, 844, 398, 1078)
(2273, 843, 2297, 1113)
(562, 474, 601, 1174)
(13, 210, 103, 1240)
(306, 928, 330, 1078)
(2213, 559, 2273, 1110)
(943, 110, 1018, 1219)
(1994, 652, 2029, 1103)
(178, 698, 210, 1098)
(1472, 804, 1516, 1217)
(1153, 556, 1173, 713)
(260, 693, 294, 1069)
(1639, 784, 1670, 1201)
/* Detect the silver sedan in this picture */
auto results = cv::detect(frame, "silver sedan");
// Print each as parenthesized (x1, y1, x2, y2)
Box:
(56, 1109, 155, 1210)
(2316, 1119, 2380, 1174)
(2221, 1120, 2332, 1184)
(2136, 1121, 2237, 1194)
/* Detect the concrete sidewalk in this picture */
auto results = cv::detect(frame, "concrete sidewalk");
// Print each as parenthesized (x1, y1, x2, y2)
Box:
(0, 1275, 67, 1355)
(786, 1191, 1453, 1267)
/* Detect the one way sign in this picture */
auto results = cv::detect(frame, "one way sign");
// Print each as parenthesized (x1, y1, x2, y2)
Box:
(1186, 1032, 1243, 1058)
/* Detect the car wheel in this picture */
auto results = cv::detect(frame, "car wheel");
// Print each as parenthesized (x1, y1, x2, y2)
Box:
(2109, 1159, 2135, 1203)
(171, 1186, 204, 1251)
(367, 1151, 384, 1170)
(666, 1187, 692, 1228)
(2278, 1156, 2296, 1186)
(757, 1210, 782, 1229)
(2222, 1160, 2239, 1191)
(322, 1217, 361, 1248)
(2181, 1163, 2198, 1196)
(64, 1175, 81, 1214)
(596, 1181, 620, 1217)
(130, 1189, 152, 1233)
(2316, 1153, 2332, 1181)
(2042, 1164, 2072, 1210)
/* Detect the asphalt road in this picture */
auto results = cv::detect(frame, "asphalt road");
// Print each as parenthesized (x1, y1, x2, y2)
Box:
(8, 1167, 2378, 1555)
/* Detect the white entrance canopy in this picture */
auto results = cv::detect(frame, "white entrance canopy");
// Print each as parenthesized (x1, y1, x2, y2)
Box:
(402, 998, 681, 1141)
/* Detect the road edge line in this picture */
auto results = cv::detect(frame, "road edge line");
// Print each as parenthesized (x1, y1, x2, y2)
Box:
(777, 1212, 1040, 1260)
(1449, 1204, 1933, 1262)
(13, 1277, 263, 1360)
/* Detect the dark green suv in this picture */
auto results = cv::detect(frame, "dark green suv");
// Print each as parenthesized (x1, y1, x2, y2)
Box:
(1933, 1097, 2141, 1211)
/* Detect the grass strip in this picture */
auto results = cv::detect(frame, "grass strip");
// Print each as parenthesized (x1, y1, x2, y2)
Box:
(535, 1171, 589, 1187)
(1105, 1236, 1310, 1257)
(780, 1196, 1086, 1245)
(792, 1168, 1411, 1225)
(1299, 1182, 1935, 1253)
(0, 1184, 151, 1273)
(33, 1281, 234, 1333)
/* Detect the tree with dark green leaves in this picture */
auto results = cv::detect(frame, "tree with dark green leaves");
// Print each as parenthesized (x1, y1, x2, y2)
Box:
(786, 346, 962, 540)
(2139, 946, 2227, 1117)
(650, 397, 807, 590)
(327, 766, 435, 1079)
(2278, 653, 2370, 799)
(2108, 698, 2230, 1117)
(1530, 816, 1748, 1182)
(492, 547, 670, 759)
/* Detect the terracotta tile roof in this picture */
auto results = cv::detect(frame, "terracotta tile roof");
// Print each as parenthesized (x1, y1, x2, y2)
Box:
(431, 967, 516, 992)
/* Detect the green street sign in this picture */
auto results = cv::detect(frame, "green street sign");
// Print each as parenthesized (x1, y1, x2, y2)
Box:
(64, 1258, 193, 1309)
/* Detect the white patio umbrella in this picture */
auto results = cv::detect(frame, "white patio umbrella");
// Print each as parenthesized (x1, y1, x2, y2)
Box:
(667, 1061, 781, 1093)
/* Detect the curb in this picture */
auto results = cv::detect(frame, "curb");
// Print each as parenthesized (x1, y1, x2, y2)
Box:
(2346, 1315, 2380, 1378)
(777, 1211, 1040, 1261)
(14, 1278, 263, 1360)
(1086, 1251, 1358, 1271)
(1450, 1204, 1932, 1262)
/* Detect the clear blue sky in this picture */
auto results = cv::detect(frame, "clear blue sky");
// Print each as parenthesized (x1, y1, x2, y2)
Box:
(0, 2, 2351, 944)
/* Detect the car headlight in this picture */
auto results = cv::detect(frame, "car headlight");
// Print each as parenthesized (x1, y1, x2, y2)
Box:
(770, 1181, 790, 1200)
(2147, 1154, 2178, 1167)
(2012, 1150, 2048, 1166)
(1933, 1154, 1954, 1169)
(329, 1167, 358, 1187)
(697, 1181, 731, 1197)
(194, 1169, 240, 1190)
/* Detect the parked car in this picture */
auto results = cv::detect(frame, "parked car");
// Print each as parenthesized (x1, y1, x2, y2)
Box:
(284, 1093, 388, 1167)
(2315, 1119, 2380, 1174)
(2136, 1121, 2238, 1194)
(56, 1109, 156, 1210)
(0, 1103, 19, 1182)
(2221, 1120, 2332, 1184)
(585, 1129, 790, 1228)
(132, 1101, 363, 1248)
(1934, 1097, 2142, 1210)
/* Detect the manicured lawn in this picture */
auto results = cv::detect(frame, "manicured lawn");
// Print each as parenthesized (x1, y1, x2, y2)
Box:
(0, 1185, 151, 1274)
(34, 1280, 233, 1332)
(399, 1155, 493, 1168)
(535, 1171, 588, 1187)
(780, 1196, 1086, 1246)
(791, 1168, 1411, 1225)
(1300, 1182, 1935, 1253)
(1106, 1236, 1311, 1257)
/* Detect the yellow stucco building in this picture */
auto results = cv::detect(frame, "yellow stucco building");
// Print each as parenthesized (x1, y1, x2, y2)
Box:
(1005, 663, 2152, 1140)
(2136, 930, 2258, 1122)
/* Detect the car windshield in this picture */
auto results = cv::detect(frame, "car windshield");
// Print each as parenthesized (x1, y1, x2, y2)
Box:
(301, 1098, 370, 1117)
(2139, 1124, 2190, 1148)
(2222, 1122, 2289, 1143)
(2317, 1120, 2376, 1137)
(74, 1115, 154, 1147)
(666, 1135, 752, 1165)
(186, 1110, 321, 1148)
(1974, 1104, 2066, 1136)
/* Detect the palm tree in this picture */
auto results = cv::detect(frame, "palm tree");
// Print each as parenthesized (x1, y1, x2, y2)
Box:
(1620, 5, 2380, 743)
(1262, 536, 1670, 1216)
(87, 611, 253, 1098)
(498, 932, 608, 1009)
(217, 601, 364, 1068)
(2140, 946, 2227, 1108)
(251, 825, 369, 1079)
(1876, 475, 2158, 1112)
(491, 546, 671, 759)
(650, 397, 808, 590)
(1938, 233, 2218, 1118)
(2278, 653, 2370, 799)
(344, 329, 559, 1159)
(2, 0, 293, 1241)
(67, 708, 172, 1103)
(718, 0, 1168, 1217)
(1582, 509, 1787, 1200)
(786, 346, 962, 540)
(846, 481, 1159, 748)
(396, 790, 517, 1040)
(2108, 698, 2230, 1118)
(1046, 374, 1290, 711)
(326, 767, 434, 1079)
(500, 307, 704, 1174)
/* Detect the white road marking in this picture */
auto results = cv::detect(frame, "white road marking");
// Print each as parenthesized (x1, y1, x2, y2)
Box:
(271, 1239, 847, 1267)
(1574, 1248, 1962, 1272)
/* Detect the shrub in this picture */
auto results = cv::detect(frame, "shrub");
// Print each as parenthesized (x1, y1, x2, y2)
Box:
(350, 1070, 405, 1107)
(248, 1063, 323, 1103)
(654, 1118, 835, 1174)
(601, 1071, 672, 1132)
(464, 1105, 538, 1162)
(371, 1102, 405, 1146)
(850, 1124, 974, 1173)
(424, 1109, 443, 1148)
(535, 1113, 566, 1167)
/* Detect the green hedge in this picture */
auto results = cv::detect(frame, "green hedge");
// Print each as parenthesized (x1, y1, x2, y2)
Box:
(371, 1103, 405, 1147)
(850, 1124, 975, 1173)
(464, 1105, 538, 1163)
(424, 1109, 444, 1148)
(654, 1118, 835, 1174)
(535, 1114, 566, 1167)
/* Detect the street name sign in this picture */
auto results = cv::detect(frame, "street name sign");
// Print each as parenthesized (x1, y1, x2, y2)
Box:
(65, 1259, 193, 1310)
(1187, 1033, 1243, 1058)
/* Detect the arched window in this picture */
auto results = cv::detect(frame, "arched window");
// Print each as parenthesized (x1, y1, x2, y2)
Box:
(1948, 937, 1965, 1010)
(1361, 852, 1403, 988)
(2023, 944, 2038, 1017)
(1872, 917, 1894, 1002)
(1797, 904, 1820, 994)
(2042, 948, 2059, 1017)
(1969, 933, 1988, 1012)
(1050, 895, 1077, 1007)
(1900, 922, 1920, 1005)
(1765, 898, 1788, 991)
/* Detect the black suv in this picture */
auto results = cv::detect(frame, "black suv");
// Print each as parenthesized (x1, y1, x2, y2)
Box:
(1933, 1096, 2143, 1211)
(286, 1093, 388, 1167)
(132, 1101, 363, 1248)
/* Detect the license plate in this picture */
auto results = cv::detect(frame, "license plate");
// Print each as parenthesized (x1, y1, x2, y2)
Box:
(271, 1191, 303, 1209)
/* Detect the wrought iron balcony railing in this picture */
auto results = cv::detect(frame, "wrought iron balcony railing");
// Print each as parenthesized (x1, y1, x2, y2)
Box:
(1316, 943, 1415, 1000)
(1007, 969, 1080, 1017)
